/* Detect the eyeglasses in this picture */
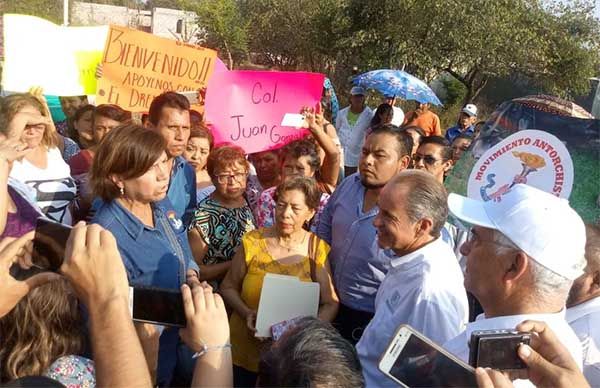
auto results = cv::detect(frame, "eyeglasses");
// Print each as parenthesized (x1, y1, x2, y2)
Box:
(412, 154, 441, 165)
(215, 172, 247, 184)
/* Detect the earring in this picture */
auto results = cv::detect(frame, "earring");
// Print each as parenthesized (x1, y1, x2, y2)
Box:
(119, 186, 124, 196)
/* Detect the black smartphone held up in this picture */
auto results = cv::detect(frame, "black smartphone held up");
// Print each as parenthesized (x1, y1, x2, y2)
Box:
(129, 286, 186, 328)
(32, 218, 72, 272)
(469, 330, 531, 370)
(378, 325, 477, 387)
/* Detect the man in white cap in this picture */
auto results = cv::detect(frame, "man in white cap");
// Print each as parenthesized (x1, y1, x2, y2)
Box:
(336, 86, 374, 176)
(444, 184, 585, 385)
(445, 103, 477, 143)
(566, 224, 600, 386)
(356, 170, 468, 387)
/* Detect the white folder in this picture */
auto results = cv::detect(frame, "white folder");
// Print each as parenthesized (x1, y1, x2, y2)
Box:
(255, 273, 320, 338)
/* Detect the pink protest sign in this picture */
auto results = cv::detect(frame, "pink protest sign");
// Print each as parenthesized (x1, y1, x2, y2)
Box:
(205, 70, 325, 154)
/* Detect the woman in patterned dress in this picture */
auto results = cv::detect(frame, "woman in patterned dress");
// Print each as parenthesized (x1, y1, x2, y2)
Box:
(188, 145, 256, 288)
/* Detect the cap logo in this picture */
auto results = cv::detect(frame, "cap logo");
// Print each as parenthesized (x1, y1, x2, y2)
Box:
(468, 130, 573, 202)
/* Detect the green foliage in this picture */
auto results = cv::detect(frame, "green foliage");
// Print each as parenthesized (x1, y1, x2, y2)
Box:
(182, 0, 248, 69)
(0, 0, 63, 24)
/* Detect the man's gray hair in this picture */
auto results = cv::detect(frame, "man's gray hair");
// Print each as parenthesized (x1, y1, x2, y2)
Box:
(391, 170, 448, 238)
(492, 231, 579, 300)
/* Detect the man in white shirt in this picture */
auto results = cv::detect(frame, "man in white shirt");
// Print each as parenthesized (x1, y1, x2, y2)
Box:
(444, 184, 586, 387)
(335, 87, 373, 176)
(383, 95, 405, 127)
(356, 170, 468, 387)
(567, 224, 600, 386)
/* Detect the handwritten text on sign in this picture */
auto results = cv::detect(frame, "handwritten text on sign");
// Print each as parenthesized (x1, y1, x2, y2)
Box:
(96, 25, 217, 112)
(205, 71, 325, 154)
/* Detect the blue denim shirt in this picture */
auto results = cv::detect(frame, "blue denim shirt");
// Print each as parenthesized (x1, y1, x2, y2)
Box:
(92, 197, 198, 386)
(445, 124, 474, 143)
(92, 197, 198, 288)
(167, 156, 197, 228)
(316, 173, 394, 313)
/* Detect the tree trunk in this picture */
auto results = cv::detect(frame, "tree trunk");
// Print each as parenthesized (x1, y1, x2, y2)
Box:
(223, 40, 233, 70)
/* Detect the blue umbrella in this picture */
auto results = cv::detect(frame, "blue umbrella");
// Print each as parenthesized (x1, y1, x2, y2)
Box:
(353, 69, 443, 106)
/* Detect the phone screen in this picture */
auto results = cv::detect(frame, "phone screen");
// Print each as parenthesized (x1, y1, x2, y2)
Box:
(32, 218, 72, 272)
(388, 333, 477, 387)
(132, 287, 186, 328)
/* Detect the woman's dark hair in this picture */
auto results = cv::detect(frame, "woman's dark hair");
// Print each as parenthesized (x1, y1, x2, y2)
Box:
(274, 176, 321, 211)
(69, 104, 95, 144)
(90, 123, 166, 201)
(258, 317, 364, 387)
(0, 277, 84, 382)
(189, 127, 214, 149)
(281, 139, 320, 174)
(370, 103, 393, 129)
(93, 104, 131, 125)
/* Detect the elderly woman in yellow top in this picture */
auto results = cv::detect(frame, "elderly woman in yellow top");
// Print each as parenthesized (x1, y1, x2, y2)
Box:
(220, 176, 339, 386)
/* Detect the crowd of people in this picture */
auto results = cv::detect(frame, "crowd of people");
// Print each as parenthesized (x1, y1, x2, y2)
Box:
(0, 79, 597, 388)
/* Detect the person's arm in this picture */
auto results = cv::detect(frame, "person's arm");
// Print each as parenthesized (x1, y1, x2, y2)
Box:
(314, 258, 339, 322)
(60, 222, 152, 387)
(179, 279, 233, 388)
(305, 108, 340, 190)
(433, 114, 442, 136)
(188, 225, 232, 281)
(219, 246, 256, 332)
(475, 320, 590, 388)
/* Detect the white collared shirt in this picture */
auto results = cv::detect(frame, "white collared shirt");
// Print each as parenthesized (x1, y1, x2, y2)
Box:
(567, 296, 600, 386)
(444, 310, 583, 388)
(391, 106, 405, 127)
(335, 106, 374, 167)
(356, 238, 469, 387)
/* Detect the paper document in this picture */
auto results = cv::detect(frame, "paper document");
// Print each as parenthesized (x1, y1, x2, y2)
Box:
(255, 273, 320, 337)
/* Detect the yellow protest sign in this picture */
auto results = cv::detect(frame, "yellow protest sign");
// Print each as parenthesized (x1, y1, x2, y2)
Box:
(96, 25, 217, 112)
(1, 14, 107, 96)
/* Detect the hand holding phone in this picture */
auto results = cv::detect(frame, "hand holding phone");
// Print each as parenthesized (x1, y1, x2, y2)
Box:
(379, 325, 477, 387)
(32, 218, 72, 272)
(130, 286, 186, 328)
(469, 329, 531, 370)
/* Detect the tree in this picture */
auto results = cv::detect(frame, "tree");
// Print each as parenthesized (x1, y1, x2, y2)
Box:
(240, 0, 349, 73)
(0, 0, 63, 24)
(183, 0, 249, 69)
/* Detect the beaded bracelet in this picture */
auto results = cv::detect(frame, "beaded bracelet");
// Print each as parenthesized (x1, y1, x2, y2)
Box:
(191, 343, 232, 359)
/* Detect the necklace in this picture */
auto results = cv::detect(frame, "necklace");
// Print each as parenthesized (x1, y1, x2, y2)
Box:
(277, 232, 308, 253)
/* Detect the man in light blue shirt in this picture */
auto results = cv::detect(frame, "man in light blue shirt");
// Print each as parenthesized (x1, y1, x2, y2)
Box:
(317, 125, 412, 344)
(356, 171, 468, 386)
(147, 92, 197, 227)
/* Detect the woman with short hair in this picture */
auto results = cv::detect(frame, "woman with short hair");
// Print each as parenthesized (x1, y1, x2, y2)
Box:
(1, 93, 76, 225)
(183, 127, 214, 203)
(188, 145, 255, 286)
(221, 176, 339, 386)
(90, 123, 199, 385)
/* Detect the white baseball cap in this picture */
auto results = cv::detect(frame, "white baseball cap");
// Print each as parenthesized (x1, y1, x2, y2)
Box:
(351, 86, 366, 96)
(448, 184, 585, 280)
(461, 104, 478, 117)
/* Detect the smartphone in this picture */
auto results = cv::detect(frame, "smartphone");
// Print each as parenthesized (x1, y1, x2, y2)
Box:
(469, 330, 531, 370)
(379, 325, 477, 388)
(129, 286, 186, 328)
(32, 218, 72, 272)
